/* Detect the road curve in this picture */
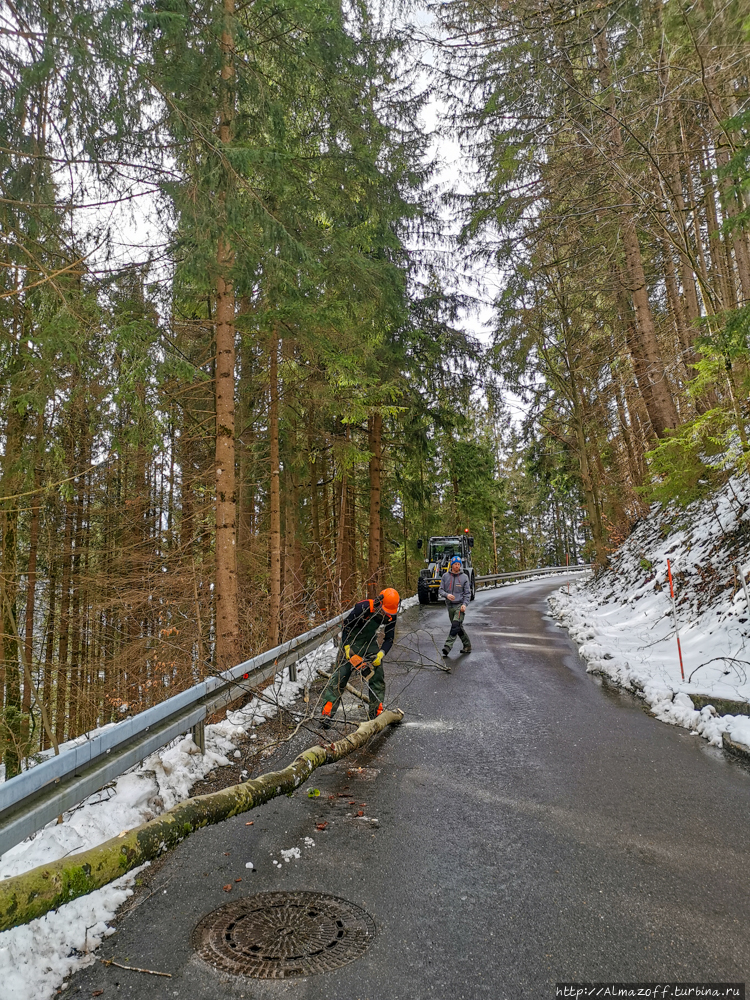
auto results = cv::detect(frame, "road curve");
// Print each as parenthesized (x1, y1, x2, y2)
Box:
(70, 579, 750, 999)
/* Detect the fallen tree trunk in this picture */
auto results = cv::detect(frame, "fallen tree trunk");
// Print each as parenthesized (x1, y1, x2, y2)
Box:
(0, 709, 403, 931)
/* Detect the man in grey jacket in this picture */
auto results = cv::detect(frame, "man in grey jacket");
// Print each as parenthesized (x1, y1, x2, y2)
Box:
(438, 555, 472, 657)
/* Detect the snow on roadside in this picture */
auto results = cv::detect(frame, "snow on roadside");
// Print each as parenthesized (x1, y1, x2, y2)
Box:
(549, 475, 750, 752)
(0, 638, 339, 999)
(0, 640, 337, 880)
(0, 865, 147, 1000)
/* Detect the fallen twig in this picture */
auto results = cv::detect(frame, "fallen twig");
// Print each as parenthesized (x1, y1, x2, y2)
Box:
(689, 655, 750, 684)
(100, 958, 172, 978)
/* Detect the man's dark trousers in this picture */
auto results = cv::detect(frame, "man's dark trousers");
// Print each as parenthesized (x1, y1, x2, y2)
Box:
(444, 606, 470, 652)
(321, 648, 385, 719)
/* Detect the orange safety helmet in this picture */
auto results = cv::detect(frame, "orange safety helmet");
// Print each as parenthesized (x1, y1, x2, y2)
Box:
(377, 588, 400, 616)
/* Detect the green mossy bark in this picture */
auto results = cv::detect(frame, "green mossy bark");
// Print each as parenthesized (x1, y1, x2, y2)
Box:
(0, 709, 403, 931)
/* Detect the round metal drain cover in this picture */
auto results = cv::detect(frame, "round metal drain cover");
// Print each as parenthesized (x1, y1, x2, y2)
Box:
(192, 891, 375, 978)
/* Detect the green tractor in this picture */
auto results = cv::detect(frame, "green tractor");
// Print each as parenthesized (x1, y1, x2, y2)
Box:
(416, 533, 476, 605)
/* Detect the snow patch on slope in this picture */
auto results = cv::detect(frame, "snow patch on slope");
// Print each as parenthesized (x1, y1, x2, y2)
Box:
(550, 476, 750, 751)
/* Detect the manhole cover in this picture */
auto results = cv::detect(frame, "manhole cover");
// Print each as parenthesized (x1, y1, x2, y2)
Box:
(192, 891, 376, 978)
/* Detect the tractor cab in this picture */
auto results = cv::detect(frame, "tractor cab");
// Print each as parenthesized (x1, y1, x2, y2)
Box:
(416, 533, 475, 604)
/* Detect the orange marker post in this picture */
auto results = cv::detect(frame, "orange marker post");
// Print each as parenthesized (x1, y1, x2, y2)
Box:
(666, 559, 685, 680)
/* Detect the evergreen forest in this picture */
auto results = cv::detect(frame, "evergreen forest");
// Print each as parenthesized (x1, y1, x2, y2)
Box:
(1, 0, 749, 774)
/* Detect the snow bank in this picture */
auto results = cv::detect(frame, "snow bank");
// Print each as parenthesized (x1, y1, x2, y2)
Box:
(549, 476, 750, 751)
(0, 864, 147, 1000)
(0, 640, 335, 883)
(0, 637, 341, 998)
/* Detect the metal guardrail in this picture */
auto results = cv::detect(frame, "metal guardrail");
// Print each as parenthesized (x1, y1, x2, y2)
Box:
(0, 566, 592, 857)
(476, 564, 592, 588)
(0, 611, 345, 858)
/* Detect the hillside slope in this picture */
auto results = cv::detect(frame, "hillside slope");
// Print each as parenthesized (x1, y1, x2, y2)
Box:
(550, 475, 750, 753)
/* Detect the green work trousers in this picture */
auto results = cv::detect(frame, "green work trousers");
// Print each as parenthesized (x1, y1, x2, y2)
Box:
(321, 647, 385, 721)
(444, 604, 471, 651)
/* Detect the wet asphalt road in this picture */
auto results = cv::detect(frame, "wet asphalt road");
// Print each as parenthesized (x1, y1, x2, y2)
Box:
(69, 579, 750, 999)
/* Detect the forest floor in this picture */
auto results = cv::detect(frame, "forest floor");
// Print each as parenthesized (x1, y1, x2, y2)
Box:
(550, 473, 750, 755)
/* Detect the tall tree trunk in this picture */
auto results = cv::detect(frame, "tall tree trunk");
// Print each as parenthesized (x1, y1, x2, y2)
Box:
(235, 326, 255, 596)
(213, 0, 239, 671)
(660, 235, 698, 376)
(268, 331, 281, 646)
(346, 479, 356, 602)
(614, 375, 641, 488)
(652, 18, 702, 329)
(570, 385, 605, 564)
(694, 39, 750, 303)
(55, 501, 74, 742)
(67, 470, 86, 738)
(619, 220, 680, 436)
(593, 24, 679, 436)
(336, 466, 348, 608)
(283, 470, 299, 639)
(21, 424, 42, 752)
(78, 485, 92, 732)
(491, 512, 499, 574)
(323, 446, 335, 571)
(179, 420, 195, 559)
(616, 287, 660, 443)
(41, 554, 57, 751)
(701, 148, 736, 311)
(321, 445, 334, 614)
(367, 413, 382, 598)
(214, 256, 239, 670)
(1, 500, 20, 775)
(1, 400, 25, 776)
(308, 428, 324, 614)
(192, 552, 206, 679)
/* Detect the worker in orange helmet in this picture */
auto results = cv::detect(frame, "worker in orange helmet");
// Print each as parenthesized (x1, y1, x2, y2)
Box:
(319, 588, 400, 729)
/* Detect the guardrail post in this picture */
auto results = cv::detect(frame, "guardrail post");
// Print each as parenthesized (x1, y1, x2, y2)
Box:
(288, 661, 297, 682)
(191, 720, 206, 754)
